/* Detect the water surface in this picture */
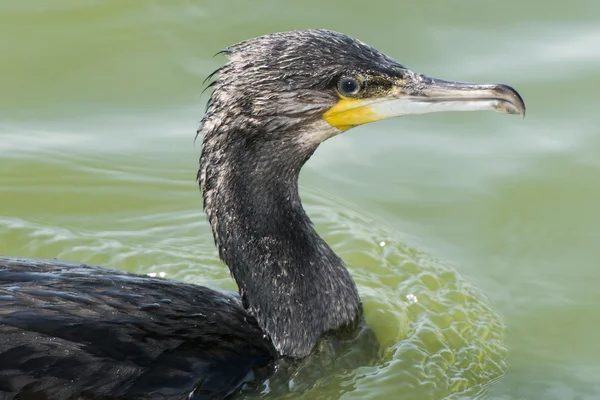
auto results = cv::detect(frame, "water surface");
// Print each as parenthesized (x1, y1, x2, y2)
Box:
(1, 1, 599, 399)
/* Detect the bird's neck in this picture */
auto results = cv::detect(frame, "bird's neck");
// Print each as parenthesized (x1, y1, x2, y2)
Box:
(200, 128, 361, 359)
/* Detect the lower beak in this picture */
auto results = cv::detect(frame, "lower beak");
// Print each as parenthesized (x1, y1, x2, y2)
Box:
(323, 72, 526, 131)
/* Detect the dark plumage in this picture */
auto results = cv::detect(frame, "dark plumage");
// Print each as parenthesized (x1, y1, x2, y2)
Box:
(0, 29, 525, 399)
(0, 258, 275, 399)
(198, 30, 404, 360)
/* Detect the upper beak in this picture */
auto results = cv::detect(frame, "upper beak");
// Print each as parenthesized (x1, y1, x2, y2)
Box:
(323, 70, 526, 131)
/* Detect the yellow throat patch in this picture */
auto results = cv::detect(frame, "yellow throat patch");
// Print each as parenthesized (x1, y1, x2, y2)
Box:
(323, 98, 382, 131)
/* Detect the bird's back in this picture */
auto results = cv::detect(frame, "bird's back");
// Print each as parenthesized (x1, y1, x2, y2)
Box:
(0, 257, 276, 400)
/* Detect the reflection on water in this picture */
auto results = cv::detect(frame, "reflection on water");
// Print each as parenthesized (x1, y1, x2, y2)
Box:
(1, 0, 600, 398)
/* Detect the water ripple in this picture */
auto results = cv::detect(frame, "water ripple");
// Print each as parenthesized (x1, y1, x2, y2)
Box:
(0, 185, 507, 399)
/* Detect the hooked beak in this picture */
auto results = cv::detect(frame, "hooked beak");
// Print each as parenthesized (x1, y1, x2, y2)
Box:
(323, 71, 526, 131)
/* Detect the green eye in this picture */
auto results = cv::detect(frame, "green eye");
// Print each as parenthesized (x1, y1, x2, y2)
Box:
(338, 77, 361, 97)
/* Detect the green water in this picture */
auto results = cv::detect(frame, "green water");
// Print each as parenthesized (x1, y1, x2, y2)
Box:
(1, 1, 599, 399)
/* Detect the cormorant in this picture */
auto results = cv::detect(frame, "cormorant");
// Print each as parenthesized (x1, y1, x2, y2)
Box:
(0, 30, 525, 399)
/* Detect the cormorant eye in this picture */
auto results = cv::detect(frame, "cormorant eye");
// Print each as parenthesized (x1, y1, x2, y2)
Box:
(337, 77, 361, 97)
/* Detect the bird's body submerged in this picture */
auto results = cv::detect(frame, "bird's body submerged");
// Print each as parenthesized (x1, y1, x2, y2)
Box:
(0, 29, 525, 399)
(0, 257, 276, 399)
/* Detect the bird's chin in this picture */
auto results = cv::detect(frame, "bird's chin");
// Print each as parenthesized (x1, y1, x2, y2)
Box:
(295, 119, 344, 147)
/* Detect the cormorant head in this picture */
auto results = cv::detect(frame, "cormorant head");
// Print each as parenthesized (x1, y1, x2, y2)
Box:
(202, 29, 525, 155)
(198, 31, 525, 358)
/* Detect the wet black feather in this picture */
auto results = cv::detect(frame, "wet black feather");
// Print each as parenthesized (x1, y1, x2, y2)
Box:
(0, 257, 276, 399)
